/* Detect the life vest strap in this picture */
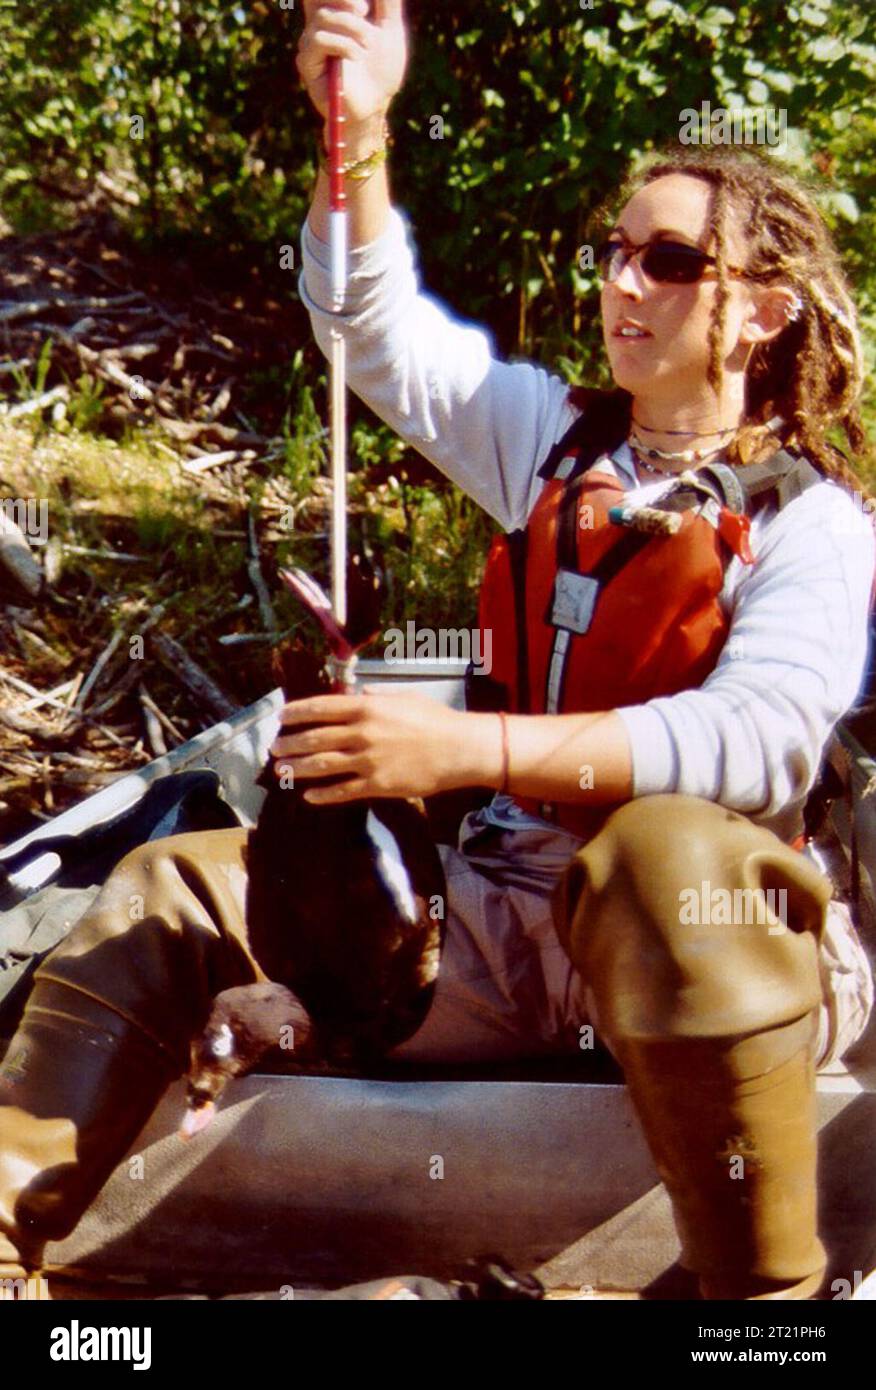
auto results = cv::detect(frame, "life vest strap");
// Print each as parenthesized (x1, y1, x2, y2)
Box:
(536, 388, 631, 483)
(545, 627, 572, 726)
(545, 528, 654, 716)
(507, 529, 530, 715)
(700, 450, 823, 514)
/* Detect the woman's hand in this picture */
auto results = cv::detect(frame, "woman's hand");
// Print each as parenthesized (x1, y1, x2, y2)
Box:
(271, 687, 502, 804)
(297, 0, 408, 127)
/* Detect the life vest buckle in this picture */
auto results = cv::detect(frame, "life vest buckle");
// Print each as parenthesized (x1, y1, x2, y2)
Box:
(551, 568, 600, 635)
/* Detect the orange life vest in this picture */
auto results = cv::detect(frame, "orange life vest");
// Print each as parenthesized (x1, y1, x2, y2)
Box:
(468, 388, 823, 839)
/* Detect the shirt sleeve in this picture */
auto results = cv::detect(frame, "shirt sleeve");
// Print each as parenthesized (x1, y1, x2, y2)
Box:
(614, 480, 875, 828)
(298, 205, 574, 532)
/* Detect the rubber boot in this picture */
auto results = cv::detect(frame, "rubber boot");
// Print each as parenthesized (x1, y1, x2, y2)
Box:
(0, 827, 258, 1290)
(554, 793, 833, 1300)
(0, 977, 180, 1285)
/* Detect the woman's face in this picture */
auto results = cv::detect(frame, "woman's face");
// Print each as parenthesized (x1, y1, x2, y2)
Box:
(601, 173, 755, 411)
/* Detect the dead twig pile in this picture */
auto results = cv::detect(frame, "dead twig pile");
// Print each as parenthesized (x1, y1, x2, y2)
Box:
(0, 598, 248, 840)
(0, 210, 300, 453)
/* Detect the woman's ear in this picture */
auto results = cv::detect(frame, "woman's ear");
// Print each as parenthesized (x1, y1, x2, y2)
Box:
(738, 284, 803, 347)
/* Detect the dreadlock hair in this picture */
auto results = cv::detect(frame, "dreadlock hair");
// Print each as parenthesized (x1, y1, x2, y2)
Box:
(590, 142, 873, 503)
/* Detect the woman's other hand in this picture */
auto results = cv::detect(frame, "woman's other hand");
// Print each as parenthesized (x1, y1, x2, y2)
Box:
(270, 687, 501, 805)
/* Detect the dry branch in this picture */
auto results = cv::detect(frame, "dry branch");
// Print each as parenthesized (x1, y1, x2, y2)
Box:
(247, 509, 278, 635)
(153, 632, 239, 722)
(75, 628, 125, 710)
(18, 677, 78, 713)
(88, 661, 146, 718)
(138, 686, 185, 745)
(138, 684, 168, 757)
(2, 385, 69, 419)
(157, 417, 267, 448)
(0, 293, 141, 323)
(182, 449, 241, 474)
(62, 544, 145, 564)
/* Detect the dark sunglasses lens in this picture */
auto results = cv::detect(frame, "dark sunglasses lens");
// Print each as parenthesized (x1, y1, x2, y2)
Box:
(642, 243, 710, 284)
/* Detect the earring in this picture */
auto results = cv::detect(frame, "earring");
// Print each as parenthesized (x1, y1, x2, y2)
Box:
(786, 293, 803, 323)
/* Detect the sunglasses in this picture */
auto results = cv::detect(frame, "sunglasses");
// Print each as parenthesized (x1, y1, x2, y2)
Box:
(597, 236, 748, 286)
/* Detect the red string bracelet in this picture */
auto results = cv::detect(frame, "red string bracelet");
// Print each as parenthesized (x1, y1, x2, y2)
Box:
(498, 712, 510, 795)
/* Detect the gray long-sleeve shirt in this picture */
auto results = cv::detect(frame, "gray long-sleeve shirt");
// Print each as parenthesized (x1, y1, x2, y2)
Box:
(299, 205, 875, 843)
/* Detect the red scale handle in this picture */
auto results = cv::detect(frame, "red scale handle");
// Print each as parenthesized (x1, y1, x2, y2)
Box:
(327, 57, 346, 216)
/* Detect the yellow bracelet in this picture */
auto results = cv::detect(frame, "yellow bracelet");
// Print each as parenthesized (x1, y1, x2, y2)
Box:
(318, 122, 392, 180)
(347, 144, 389, 181)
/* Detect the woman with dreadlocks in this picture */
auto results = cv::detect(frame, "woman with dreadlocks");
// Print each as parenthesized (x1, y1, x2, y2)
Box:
(1, 0, 873, 1300)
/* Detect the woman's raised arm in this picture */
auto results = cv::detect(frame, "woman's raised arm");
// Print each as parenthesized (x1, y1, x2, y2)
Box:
(296, 1, 575, 532)
(298, 0, 405, 249)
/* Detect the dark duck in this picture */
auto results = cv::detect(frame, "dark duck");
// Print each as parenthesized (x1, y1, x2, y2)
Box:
(180, 983, 318, 1139)
(181, 562, 446, 1137)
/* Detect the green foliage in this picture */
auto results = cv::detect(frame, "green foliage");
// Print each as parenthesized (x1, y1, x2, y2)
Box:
(1, 2, 873, 349)
(0, 0, 313, 259)
(64, 373, 108, 435)
(7, 337, 53, 402)
(279, 359, 327, 498)
(390, 0, 876, 372)
(1, 0, 874, 499)
(33, 338, 54, 395)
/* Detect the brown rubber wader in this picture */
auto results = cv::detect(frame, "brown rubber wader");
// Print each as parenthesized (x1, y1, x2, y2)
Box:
(0, 828, 260, 1284)
(553, 793, 832, 1300)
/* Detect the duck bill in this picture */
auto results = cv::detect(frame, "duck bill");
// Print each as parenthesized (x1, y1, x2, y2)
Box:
(178, 1100, 216, 1141)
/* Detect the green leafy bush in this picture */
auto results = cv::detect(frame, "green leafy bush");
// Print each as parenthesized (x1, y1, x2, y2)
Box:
(1, 1, 873, 483)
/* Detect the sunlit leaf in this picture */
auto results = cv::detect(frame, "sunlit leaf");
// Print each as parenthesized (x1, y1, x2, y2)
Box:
(826, 191, 860, 223)
(808, 35, 845, 60)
